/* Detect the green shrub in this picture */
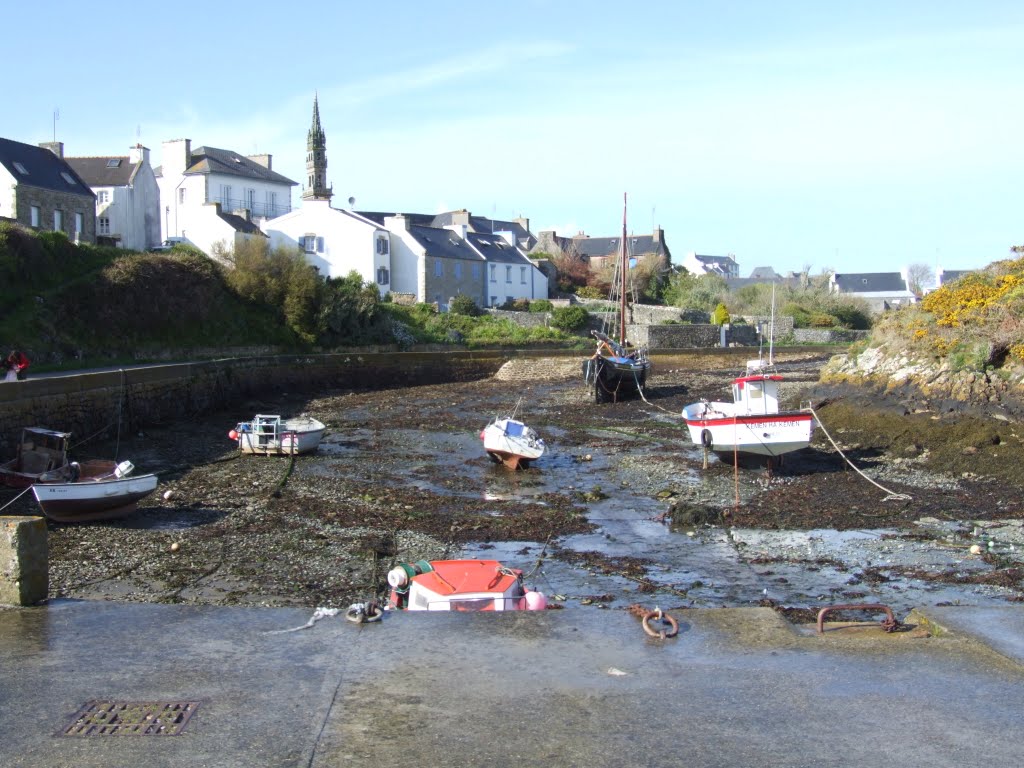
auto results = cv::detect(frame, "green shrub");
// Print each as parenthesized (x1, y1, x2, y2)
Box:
(576, 285, 604, 300)
(529, 299, 554, 313)
(551, 305, 589, 331)
(449, 294, 481, 316)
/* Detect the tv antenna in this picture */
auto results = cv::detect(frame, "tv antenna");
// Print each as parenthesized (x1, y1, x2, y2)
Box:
(53, 108, 60, 141)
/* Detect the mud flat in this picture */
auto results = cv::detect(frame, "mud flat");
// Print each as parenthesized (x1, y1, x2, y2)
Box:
(4, 349, 1021, 618)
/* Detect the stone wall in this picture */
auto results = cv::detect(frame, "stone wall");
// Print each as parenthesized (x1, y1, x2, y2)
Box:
(0, 516, 47, 606)
(793, 328, 869, 344)
(0, 352, 514, 455)
(485, 309, 550, 328)
(14, 186, 96, 244)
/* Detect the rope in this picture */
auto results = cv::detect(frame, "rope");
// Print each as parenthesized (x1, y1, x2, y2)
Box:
(807, 405, 912, 501)
(0, 485, 33, 513)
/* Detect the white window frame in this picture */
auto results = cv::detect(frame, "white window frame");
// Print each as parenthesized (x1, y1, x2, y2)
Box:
(74, 212, 83, 236)
(489, 264, 496, 282)
(53, 209, 63, 231)
(303, 234, 316, 254)
(520, 266, 527, 284)
(98, 216, 110, 234)
(30, 206, 39, 227)
(97, 190, 109, 204)
(505, 266, 512, 283)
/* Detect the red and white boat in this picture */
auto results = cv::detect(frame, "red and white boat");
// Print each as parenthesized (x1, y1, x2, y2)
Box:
(682, 358, 816, 462)
(387, 559, 547, 612)
(229, 414, 325, 456)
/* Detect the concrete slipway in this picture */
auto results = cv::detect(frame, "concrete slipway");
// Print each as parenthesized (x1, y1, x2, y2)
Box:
(0, 601, 1022, 768)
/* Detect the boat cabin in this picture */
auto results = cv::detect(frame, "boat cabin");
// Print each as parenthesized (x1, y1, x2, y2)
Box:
(389, 559, 527, 611)
(732, 361, 782, 416)
(11, 427, 70, 475)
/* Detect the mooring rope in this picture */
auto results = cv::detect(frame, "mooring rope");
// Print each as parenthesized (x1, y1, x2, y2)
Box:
(807, 405, 912, 501)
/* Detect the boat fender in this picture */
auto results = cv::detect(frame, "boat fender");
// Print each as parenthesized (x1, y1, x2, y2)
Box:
(523, 591, 547, 611)
(700, 429, 713, 449)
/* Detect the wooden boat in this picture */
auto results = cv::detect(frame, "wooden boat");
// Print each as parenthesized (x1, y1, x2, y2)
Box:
(229, 414, 326, 455)
(681, 358, 816, 465)
(387, 559, 547, 612)
(582, 193, 651, 403)
(0, 427, 71, 488)
(32, 460, 159, 523)
(480, 413, 545, 470)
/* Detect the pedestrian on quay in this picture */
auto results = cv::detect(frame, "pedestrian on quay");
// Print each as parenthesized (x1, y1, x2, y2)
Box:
(3, 350, 30, 382)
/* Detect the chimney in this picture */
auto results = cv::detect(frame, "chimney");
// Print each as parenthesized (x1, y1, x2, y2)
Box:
(452, 210, 471, 227)
(385, 213, 409, 231)
(161, 139, 192, 178)
(445, 223, 468, 240)
(514, 216, 530, 232)
(129, 144, 150, 165)
(39, 141, 64, 158)
(248, 154, 272, 170)
(653, 227, 663, 243)
(233, 209, 251, 222)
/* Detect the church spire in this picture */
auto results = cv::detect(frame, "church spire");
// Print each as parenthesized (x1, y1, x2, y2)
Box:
(302, 94, 332, 202)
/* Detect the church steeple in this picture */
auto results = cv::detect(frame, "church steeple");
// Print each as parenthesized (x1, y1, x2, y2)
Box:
(302, 94, 332, 202)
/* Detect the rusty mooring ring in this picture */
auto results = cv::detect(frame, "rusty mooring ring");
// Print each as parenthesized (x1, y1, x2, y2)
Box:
(642, 608, 679, 639)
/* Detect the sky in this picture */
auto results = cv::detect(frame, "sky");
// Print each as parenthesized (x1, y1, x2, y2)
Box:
(5, 1, 1023, 277)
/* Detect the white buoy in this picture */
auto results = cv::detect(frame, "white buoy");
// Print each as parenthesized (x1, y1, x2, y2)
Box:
(163, 490, 174, 501)
(170, 542, 180, 552)
(969, 544, 982, 555)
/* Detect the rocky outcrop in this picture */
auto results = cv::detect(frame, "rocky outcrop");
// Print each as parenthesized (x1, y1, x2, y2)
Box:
(821, 344, 1024, 417)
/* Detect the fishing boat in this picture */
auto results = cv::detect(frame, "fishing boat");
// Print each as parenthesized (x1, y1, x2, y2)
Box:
(480, 405, 545, 470)
(582, 193, 651, 403)
(387, 559, 547, 612)
(0, 427, 71, 488)
(229, 414, 326, 455)
(32, 460, 159, 523)
(681, 358, 817, 465)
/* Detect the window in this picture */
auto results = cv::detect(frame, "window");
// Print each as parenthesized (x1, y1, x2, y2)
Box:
(53, 210, 63, 231)
(178, 188, 186, 204)
(30, 206, 39, 227)
(60, 171, 77, 186)
(376, 237, 389, 255)
(98, 217, 110, 234)
(376, 267, 390, 285)
(520, 266, 527, 284)
(220, 185, 232, 205)
(490, 295, 497, 306)
(97, 190, 109, 204)
(505, 266, 512, 283)
(490, 264, 496, 282)
(247, 189, 255, 210)
(13, 161, 28, 175)
(303, 234, 316, 253)
(316, 236, 324, 253)
(75, 212, 83, 236)
(106, 158, 122, 167)
(266, 191, 277, 214)
(454, 262, 462, 279)
(434, 260, 443, 277)
(472, 264, 481, 279)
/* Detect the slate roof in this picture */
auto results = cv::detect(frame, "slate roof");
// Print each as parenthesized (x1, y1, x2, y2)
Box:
(408, 225, 484, 261)
(832, 272, 909, 293)
(465, 232, 531, 265)
(356, 211, 435, 228)
(748, 266, 781, 280)
(218, 210, 266, 236)
(65, 156, 141, 187)
(0, 137, 95, 198)
(156, 146, 297, 186)
(938, 269, 974, 285)
(431, 211, 536, 248)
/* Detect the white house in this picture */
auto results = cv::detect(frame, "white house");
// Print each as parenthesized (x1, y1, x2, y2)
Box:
(681, 252, 740, 278)
(829, 271, 917, 312)
(261, 200, 393, 294)
(156, 139, 296, 256)
(465, 230, 548, 307)
(65, 144, 160, 250)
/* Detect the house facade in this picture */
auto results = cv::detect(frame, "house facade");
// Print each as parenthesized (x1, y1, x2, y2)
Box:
(829, 271, 917, 312)
(0, 137, 96, 243)
(680, 252, 739, 278)
(262, 200, 393, 293)
(466, 231, 548, 307)
(385, 215, 486, 309)
(532, 227, 672, 272)
(65, 144, 160, 250)
(156, 138, 296, 256)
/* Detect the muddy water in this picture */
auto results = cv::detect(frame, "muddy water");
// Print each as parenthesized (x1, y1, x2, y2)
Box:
(305, 366, 1024, 619)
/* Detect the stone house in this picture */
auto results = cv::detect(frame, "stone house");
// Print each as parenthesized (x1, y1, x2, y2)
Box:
(65, 144, 160, 251)
(532, 227, 672, 272)
(0, 137, 96, 243)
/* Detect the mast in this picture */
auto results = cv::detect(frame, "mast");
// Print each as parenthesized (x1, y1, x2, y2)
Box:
(620, 192, 628, 344)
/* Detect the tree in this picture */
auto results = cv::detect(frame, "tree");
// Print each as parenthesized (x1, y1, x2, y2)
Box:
(906, 262, 936, 298)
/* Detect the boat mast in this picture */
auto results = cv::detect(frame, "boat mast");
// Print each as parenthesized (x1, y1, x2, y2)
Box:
(620, 192, 628, 344)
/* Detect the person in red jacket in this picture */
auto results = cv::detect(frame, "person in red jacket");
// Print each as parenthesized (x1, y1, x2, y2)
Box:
(3, 350, 29, 382)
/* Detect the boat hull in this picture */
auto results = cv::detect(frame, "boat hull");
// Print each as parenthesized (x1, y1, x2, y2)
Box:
(236, 417, 326, 455)
(481, 418, 545, 470)
(683, 407, 816, 458)
(583, 356, 651, 403)
(31, 473, 159, 523)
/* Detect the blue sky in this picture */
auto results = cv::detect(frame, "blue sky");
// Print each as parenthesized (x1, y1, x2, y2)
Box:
(6, 1, 1023, 276)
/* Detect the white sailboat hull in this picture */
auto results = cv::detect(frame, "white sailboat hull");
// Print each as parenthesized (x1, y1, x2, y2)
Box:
(481, 418, 545, 469)
(683, 402, 816, 458)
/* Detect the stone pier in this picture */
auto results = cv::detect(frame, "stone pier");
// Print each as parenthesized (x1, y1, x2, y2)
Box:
(0, 516, 48, 606)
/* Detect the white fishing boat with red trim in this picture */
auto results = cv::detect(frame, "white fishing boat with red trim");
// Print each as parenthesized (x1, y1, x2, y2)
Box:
(682, 358, 816, 463)
(386, 559, 547, 612)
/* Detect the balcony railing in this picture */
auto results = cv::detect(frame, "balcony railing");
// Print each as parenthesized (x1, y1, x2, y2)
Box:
(214, 196, 291, 219)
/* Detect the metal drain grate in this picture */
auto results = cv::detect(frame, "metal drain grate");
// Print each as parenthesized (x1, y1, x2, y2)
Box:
(61, 700, 200, 737)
